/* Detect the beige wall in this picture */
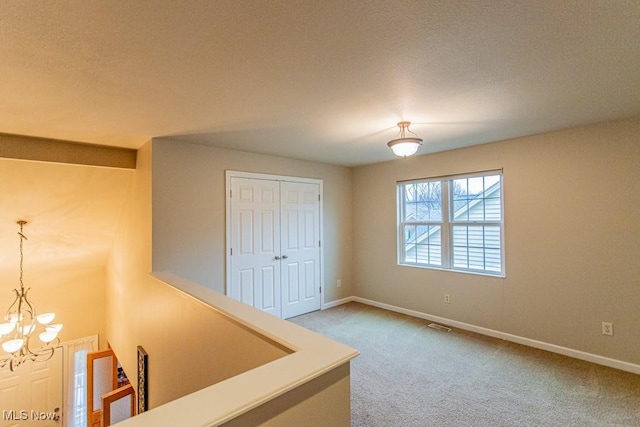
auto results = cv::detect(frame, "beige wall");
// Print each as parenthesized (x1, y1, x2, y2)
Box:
(34, 264, 107, 348)
(151, 138, 354, 303)
(352, 117, 640, 365)
(106, 141, 294, 408)
(0, 156, 134, 350)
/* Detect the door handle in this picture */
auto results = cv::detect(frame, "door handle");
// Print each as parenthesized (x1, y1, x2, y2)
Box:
(282, 255, 288, 259)
(274, 256, 281, 260)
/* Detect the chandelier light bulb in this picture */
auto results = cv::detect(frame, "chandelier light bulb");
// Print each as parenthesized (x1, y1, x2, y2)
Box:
(37, 313, 55, 325)
(0, 322, 16, 335)
(39, 331, 58, 344)
(2, 339, 24, 353)
(46, 324, 63, 333)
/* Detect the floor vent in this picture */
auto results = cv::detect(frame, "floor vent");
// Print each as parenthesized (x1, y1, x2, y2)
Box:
(427, 323, 452, 332)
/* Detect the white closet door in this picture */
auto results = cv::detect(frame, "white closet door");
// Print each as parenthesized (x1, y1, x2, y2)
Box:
(229, 177, 282, 317)
(280, 181, 321, 319)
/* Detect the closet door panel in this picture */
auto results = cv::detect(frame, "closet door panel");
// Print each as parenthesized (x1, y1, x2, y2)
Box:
(229, 178, 282, 317)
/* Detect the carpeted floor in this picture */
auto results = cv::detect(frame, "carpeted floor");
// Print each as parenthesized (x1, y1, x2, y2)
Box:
(289, 302, 640, 427)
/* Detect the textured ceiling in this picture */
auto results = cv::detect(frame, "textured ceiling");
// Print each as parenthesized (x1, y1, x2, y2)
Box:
(1, 1, 639, 166)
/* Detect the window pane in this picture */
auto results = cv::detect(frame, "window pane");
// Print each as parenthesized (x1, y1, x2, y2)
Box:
(468, 247, 485, 269)
(485, 196, 501, 220)
(484, 175, 500, 191)
(452, 175, 502, 223)
(453, 225, 502, 272)
(405, 184, 416, 202)
(452, 179, 467, 200)
(467, 177, 483, 197)
(453, 247, 468, 268)
(429, 244, 442, 265)
(484, 226, 501, 249)
(416, 225, 429, 241)
(404, 201, 417, 221)
(403, 225, 442, 266)
(468, 199, 485, 220)
(485, 248, 502, 272)
(407, 181, 441, 222)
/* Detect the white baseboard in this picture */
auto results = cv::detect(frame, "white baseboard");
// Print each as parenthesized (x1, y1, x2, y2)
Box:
(322, 296, 355, 310)
(322, 296, 640, 375)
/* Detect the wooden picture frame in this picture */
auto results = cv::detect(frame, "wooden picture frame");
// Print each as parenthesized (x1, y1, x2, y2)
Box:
(137, 346, 148, 413)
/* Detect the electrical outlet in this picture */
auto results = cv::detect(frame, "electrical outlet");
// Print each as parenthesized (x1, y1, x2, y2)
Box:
(337, 279, 342, 288)
(602, 322, 614, 336)
(444, 294, 451, 304)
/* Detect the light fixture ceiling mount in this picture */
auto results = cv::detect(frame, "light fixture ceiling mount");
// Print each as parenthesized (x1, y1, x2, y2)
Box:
(387, 121, 423, 158)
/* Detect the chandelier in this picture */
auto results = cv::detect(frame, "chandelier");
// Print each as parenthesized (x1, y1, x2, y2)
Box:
(0, 221, 63, 371)
(387, 121, 423, 157)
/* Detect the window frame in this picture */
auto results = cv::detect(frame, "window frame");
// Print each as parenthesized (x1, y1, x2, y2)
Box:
(397, 170, 505, 277)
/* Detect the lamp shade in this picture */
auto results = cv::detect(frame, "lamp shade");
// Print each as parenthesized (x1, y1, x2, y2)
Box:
(387, 122, 423, 157)
(387, 137, 422, 157)
(39, 331, 58, 344)
(2, 338, 24, 353)
(0, 322, 16, 335)
(37, 313, 55, 325)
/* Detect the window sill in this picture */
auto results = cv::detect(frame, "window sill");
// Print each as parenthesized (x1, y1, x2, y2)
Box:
(398, 263, 506, 279)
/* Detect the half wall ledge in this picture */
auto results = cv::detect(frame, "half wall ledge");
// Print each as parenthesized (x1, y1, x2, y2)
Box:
(116, 271, 359, 427)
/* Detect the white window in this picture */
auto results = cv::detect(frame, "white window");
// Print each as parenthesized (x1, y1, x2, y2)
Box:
(398, 171, 504, 276)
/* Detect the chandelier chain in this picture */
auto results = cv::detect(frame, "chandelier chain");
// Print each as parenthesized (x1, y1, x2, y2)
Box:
(19, 222, 25, 291)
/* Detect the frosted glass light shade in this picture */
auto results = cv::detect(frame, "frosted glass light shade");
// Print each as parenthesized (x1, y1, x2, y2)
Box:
(388, 138, 422, 157)
(22, 324, 36, 335)
(2, 338, 24, 353)
(46, 324, 63, 333)
(37, 313, 55, 325)
(0, 322, 16, 335)
(39, 331, 58, 343)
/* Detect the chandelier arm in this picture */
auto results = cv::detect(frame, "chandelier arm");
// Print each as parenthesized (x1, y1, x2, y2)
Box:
(406, 128, 420, 138)
(21, 288, 37, 320)
(5, 289, 21, 319)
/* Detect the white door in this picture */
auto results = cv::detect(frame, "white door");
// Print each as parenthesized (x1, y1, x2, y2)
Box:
(229, 177, 282, 317)
(0, 350, 63, 427)
(227, 173, 322, 319)
(280, 181, 321, 319)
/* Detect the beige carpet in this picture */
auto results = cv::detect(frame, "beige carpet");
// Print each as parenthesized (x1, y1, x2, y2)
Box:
(289, 302, 640, 427)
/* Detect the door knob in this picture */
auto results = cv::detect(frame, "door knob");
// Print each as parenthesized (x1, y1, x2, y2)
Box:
(282, 255, 288, 259)
(274, 256, 281, 260)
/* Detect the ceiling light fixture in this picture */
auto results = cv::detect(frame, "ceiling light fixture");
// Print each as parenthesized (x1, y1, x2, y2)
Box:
(0, 221, 63, 371)
(387, 121, 423, 158)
